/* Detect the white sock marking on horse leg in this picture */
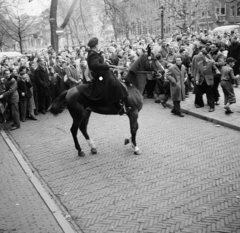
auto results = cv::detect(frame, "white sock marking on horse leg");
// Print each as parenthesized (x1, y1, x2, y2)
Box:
(131, 142, 140, 154)
(87, 138, 96, 149)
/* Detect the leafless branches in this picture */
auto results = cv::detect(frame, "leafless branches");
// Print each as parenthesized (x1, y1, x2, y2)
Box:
(0, 0, 37, 52)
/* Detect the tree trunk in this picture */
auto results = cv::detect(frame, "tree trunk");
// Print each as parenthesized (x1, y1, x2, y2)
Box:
(60, 0, 78, 29)
(50, 0, 78, 53)
(68, 24, 75, 46)
(50, 0, 58, 52)
(72, 19, 81, 44)
(19, 40, 23, 53)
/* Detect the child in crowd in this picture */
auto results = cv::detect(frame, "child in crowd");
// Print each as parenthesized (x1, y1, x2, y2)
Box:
(220, 57, 240, 114)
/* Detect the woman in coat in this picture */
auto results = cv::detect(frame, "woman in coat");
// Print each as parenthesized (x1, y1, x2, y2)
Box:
(166, 56, 187, 117)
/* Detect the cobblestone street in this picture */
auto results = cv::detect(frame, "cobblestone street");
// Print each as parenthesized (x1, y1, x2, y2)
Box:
(7, 99, 240, 233)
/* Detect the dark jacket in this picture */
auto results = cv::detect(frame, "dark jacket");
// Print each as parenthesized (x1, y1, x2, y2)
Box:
(54, 64, 65, 78)
(28, 69, 35, 83)
(18, 79, 32, 99)
(109, 53, 119, 66)
(87, 49, 128, 104)
(227, 41, 240, 61)
(34, 65, 51, 97)
(2, 78, 19, 104)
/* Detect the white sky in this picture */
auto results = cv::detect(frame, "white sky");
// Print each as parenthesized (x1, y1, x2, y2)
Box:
(17, 0, 50, 16)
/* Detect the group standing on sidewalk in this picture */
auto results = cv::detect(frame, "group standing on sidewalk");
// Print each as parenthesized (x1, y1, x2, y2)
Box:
(1, 29, 240, 130)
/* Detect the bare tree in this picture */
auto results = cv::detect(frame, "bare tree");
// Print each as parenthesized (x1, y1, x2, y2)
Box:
(163, 0, 213, 33)
(49, 0, 78, 52)
(0, 26, 11, 51)
(102, 0, 137, 39)
(0, 0, 36, 53)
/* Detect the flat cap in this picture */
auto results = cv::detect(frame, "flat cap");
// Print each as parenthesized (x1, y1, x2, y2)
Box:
(87, 37, 98, 48)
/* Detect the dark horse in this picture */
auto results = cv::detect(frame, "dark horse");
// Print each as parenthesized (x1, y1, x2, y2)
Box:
(48, 52, 159, 157)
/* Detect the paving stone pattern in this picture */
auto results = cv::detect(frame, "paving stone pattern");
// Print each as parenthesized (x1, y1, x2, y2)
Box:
(9, 100, 240, 233)
(0, 135, 63, 233)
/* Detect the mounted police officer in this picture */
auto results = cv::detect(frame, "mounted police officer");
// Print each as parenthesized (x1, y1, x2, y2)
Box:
(87, 37, 128, 115)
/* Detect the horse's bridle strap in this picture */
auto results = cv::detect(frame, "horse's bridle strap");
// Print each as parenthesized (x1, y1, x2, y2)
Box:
(130, 70, 155, 75)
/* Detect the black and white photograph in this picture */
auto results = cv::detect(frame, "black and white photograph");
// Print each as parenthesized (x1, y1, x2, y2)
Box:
(0, 0, 240, 232)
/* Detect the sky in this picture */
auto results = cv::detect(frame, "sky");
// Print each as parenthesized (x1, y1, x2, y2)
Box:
(17, 0, 50, 16)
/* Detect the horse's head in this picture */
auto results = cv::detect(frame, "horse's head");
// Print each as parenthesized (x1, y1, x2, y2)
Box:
(125, 43, 161, 94)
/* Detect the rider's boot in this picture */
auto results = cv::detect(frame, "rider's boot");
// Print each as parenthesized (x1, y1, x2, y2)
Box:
(118, 99, 125, 115)
(118, 99, 132, 115)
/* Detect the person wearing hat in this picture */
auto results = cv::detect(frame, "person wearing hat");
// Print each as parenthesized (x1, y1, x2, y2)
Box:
(87, 37, 128, 115)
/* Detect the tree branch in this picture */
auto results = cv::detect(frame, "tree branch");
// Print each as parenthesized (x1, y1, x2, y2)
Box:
(60, 0, 78, 29)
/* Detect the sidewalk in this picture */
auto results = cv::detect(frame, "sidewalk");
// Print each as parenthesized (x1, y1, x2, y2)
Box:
(165, 86, 240, 131)
(0, 132, 65, 233)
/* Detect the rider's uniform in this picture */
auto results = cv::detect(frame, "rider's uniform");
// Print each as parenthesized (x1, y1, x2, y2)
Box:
(87, 48, 128, 105)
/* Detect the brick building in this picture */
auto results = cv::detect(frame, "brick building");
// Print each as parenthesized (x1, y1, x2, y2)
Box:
(125, 0, 240, 38)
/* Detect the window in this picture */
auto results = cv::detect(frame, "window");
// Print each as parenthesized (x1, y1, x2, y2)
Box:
(237, 2, 240, 16)
(230, 5, 235, 16)
(216, 3, 226, 16)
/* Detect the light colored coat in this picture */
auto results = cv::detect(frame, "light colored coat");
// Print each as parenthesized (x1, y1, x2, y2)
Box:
(196, 60, 217, 86)
(166, 64, 187, 101)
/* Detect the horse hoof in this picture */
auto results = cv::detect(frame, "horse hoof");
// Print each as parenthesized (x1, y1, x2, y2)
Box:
(78, 151, 86, 157)
(134, 150, 140, 155)
(124, 138, 130, 145)
(91, 148, 97, 154)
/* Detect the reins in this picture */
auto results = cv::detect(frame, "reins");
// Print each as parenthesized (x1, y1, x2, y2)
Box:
(132, 70, 155, 74)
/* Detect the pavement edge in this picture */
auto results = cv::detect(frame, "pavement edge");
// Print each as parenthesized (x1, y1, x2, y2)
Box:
(165, 103, 240, 132)
(0, 128, 82, 233)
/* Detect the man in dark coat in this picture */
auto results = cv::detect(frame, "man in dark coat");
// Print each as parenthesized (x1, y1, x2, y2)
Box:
(87, 37, 128, 115)
(28, 61, 38, 115)
(209, 43, 224, 105)
(227, 36, 240, 87)
(34, 57, 51, 114)
(54, 56, 65, 93)
(0, 69, 20, 130)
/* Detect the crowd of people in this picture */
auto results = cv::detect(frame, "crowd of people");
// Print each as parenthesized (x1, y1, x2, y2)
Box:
(0, 29, 240, 130)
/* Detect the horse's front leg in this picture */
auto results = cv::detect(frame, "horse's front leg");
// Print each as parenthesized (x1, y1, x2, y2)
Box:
(125, 110, 140, 155)
(68, 106, 85, 157)
(79, 109, 97, 155)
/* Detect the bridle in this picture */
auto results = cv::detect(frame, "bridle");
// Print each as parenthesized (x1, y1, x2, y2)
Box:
(132, 54, 160, 75)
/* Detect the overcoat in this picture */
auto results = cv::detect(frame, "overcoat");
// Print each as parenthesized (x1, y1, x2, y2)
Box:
(166, 64, 186, 101)
(195, 60, 217, 86)
(87, 49, 128, 104)
(227, 41, 240, 75)
(17, 79, 32, 99)
(34, 66, 51, 97)
(2, 78, 19, 104)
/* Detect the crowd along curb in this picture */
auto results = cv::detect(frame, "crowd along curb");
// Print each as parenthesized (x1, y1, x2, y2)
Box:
(0, 128, 82, 233)
(165, 103, 240, 132)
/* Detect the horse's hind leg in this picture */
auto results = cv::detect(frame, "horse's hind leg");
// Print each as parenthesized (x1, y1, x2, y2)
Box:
(68, 107, 85, 157)
(126, 110, 140, 155)
(79, 109, 97, 154)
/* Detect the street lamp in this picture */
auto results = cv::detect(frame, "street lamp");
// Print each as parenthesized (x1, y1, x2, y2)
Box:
(160, 5, 165, 40)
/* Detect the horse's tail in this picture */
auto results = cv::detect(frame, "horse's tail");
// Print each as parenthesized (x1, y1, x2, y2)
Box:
(48, 90, 68, 115)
